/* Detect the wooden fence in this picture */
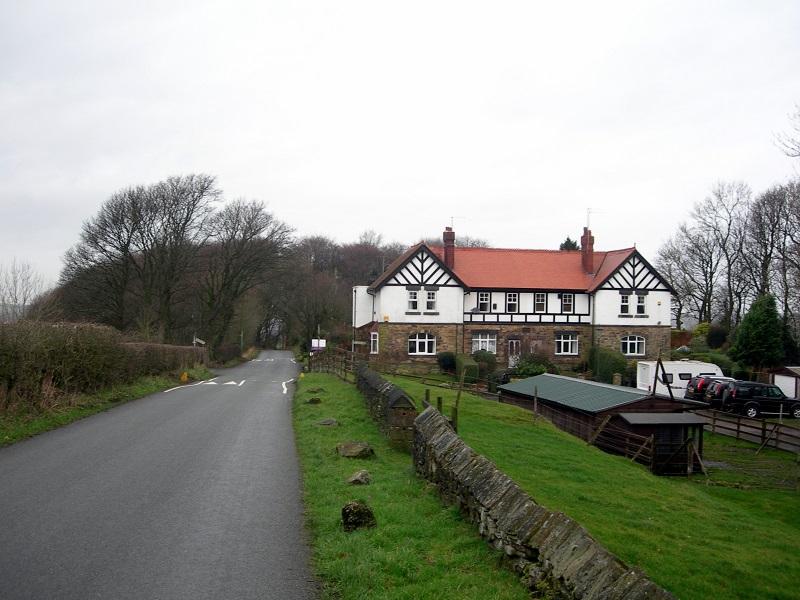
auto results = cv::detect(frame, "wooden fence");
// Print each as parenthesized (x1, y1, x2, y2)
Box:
(695, 409, 800, 455)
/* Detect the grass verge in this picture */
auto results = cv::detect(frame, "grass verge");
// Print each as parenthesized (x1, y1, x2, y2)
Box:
(0, 365, 213, 447)
(293, 373, 529, 600)
(390, 375, 800, 600)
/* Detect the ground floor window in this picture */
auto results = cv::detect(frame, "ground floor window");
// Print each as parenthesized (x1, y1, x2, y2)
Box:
(621, 335, 645, 356)
(555, 333, 578, 355)
(370, 332, 379, 354)
(408, 332, 436, 355)
(471, 333, 497, 353)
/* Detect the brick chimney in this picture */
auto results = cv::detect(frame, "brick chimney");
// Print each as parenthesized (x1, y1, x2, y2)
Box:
(443, 226, 455, 269)
(581, 227, 595, 273)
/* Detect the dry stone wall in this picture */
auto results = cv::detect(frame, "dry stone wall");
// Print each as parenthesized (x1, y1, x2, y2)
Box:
(355, 364, 417, 450)
(413, 407, 674, 599)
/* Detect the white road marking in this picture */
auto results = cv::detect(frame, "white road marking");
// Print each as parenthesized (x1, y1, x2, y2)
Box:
(238, 380, 245, 387)
(205, 381, 218, 385)
(223, 381, 237, 386)
(163, 377, 217, 393)
(290, 358, 296, 364)
(281, 378, 295, 394)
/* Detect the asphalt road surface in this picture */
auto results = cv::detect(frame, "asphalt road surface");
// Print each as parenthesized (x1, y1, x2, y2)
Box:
(0, 350, 317, 600)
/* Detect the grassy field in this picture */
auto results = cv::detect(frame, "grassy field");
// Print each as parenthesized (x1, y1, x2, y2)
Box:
(390, 375, 800, 600)
(293, 373, 529, 600)
(0, 365, 213, 446)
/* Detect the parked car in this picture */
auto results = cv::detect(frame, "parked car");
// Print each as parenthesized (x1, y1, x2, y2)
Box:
(703, 379, 735, 408)
(685, 375, 733, 401)
(719, 381, 800, 419)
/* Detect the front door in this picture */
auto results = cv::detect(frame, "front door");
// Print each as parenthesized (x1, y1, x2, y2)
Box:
(508, 339, 521, 367)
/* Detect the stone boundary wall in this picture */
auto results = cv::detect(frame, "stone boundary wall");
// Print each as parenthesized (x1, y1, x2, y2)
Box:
(413, 407, 674, 599)
(355, 364, 418, 450)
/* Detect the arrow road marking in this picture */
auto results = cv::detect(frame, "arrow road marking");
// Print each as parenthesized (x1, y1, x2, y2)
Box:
(281, 378, 295, 394)
(164, 377, 218, 393)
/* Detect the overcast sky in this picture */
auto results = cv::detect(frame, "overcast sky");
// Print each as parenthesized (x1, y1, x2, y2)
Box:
(1, 1, 799, 284)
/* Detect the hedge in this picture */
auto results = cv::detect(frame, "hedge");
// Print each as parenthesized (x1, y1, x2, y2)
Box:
(455, 354, 479, 384)
(0, 321, 206, 411)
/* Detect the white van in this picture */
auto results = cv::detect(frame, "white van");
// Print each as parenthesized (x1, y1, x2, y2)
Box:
(636, 360, 723, 398)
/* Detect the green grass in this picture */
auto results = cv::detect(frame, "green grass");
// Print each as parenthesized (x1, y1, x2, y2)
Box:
(0, 365, 214, 447)
(390, 375, 800, 600)
(293, 373, 529, 600)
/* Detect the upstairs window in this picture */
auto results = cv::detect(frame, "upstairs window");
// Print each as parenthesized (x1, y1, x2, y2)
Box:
(506, 292, 518, 313)
(426, 290, 437, 311)
(478, 292, 490, 312)
(621, 335, 645, 356)
(407, 290, 418, 311)
(408, 333, 436, 355)
(636, 295, 646, 315)
(370, 332, 379, 354)
(561, 293, 574, 314)
(471, 333, 497, 353)
(620, 295, 630, 314)
(534, 293, 546, 313)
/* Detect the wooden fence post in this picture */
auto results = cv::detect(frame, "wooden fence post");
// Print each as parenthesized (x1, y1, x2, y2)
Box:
(425, 389, 430, 407)
(451, 404, 458, 433)
(437, 396, 443, 412)
(736, 416, 741, 440)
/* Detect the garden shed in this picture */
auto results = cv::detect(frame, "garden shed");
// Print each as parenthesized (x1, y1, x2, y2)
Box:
(769, 366, 800, 399)
(498, 374, 705, 475)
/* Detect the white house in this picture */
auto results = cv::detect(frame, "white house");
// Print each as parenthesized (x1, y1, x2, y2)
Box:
(353, 227, 673, 367)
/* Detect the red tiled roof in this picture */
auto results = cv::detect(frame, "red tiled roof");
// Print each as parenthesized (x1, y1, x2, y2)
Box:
(424, 246, 636, 291)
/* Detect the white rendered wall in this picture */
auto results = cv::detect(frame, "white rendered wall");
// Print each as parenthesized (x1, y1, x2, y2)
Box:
(593, 290, 672, 326)
(376, 286, 463, 323)
(353, 286, 374, 327)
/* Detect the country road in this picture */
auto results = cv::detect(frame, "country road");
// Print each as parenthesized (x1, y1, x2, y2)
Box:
(0, 350, 317, 600)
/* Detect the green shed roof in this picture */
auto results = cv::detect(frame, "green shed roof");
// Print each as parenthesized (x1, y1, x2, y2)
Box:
(499, 374, 650, 413)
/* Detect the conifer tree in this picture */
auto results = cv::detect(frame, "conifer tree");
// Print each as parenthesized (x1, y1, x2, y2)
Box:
(729, 294, 784, 370)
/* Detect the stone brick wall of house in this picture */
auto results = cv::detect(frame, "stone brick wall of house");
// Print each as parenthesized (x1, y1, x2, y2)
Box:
(462, 324, 593, 369)
(356, 322, 672, 370)
(593, 325, 671, 361)
(413, 407, 674, 599)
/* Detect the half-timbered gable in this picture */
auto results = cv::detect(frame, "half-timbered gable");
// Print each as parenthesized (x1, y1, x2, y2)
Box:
(382, 247, 459, 288)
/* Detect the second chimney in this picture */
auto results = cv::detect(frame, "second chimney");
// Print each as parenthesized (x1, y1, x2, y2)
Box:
(443, 226, 455, 269)
(581, 227, 594, 273)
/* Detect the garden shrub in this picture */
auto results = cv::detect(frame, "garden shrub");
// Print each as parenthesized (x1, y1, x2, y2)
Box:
(436, 351, 456, 373)
(471, 350, 497, 381)
(455, 354, 479, 384)
(706, 324, 729, 349)
(588, 346, 628, 384)
(514, 352, 559, 378)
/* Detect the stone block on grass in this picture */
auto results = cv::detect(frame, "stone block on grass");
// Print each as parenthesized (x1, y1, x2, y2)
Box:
(336, 441, 374, 458)
(342, 500, 376, 532)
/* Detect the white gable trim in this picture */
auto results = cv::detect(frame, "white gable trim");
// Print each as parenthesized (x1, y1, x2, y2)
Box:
(599, 253, 671, 292)
(385, 248, 459, 287)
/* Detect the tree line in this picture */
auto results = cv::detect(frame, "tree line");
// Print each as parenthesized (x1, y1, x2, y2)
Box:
(25, 174, 439, 358)
(657, 178, 800, 336)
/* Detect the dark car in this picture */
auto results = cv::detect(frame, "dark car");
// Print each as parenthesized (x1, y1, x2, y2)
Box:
(720, 381, 800, 419)
(703, 379, 735, 408)
(685, 375, 733, 401)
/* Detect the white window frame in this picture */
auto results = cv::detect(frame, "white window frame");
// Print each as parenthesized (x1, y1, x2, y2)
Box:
(408, 332, 436, 355)
(636, 295, 646, 315)
(408, 290, 418, 311)
(555, 333, 578, 356)
(534, 292, 546, 313)
(621, 335, 646, 356)
(471, 333, 497, 354)
(620, 294, 630, 314)
(561, 293, 574, 314)
(477, 291, 490, 312)
(506, 292, 518, 313)
(369, 332, 379, 354)
(426, 290, 437, 311)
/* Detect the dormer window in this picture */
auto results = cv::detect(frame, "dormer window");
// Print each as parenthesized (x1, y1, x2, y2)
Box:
(478, 292, 490, 312)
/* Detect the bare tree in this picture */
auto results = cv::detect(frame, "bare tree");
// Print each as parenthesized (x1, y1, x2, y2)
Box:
(0, 259, 44, 322)
(198, 200, 292, 354)
(778, 104, 800, 159)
